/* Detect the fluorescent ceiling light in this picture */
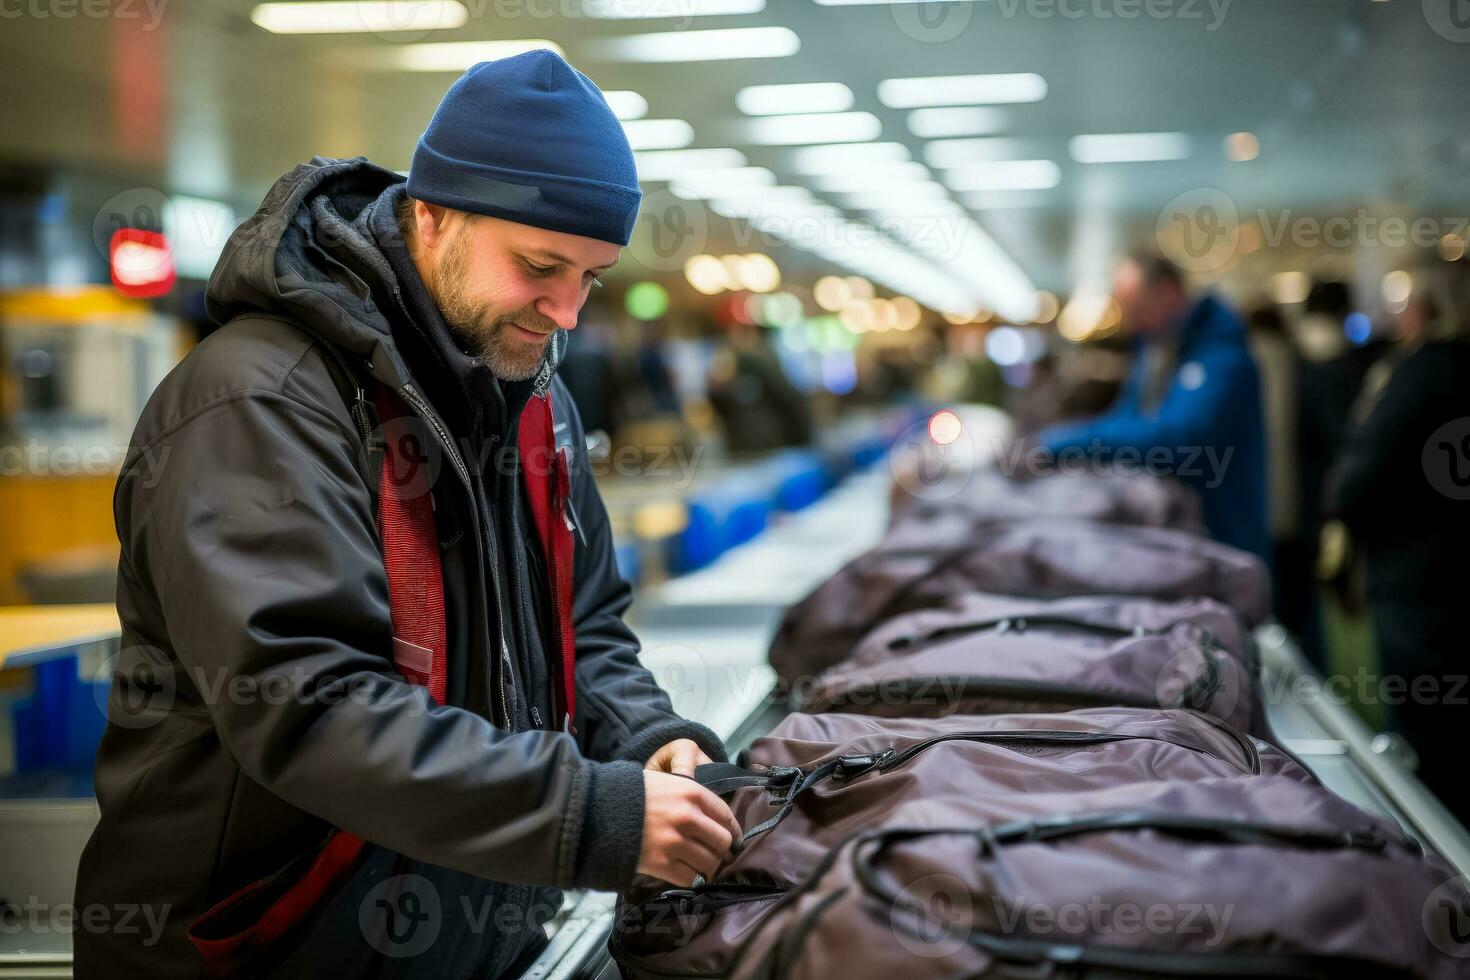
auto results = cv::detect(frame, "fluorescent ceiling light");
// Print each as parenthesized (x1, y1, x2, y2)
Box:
(941, 160, 1061, 191)
(878, 73, 1047, 108)
(603, 90, 648, 120)
(809, 162, 932, 191)
(622, 119, 695, 151)
(670, 166, 778, 199)
(373, 39, 563, 71)
(709, 193, 829, 220)
(589, 26, 799, 62)
(924, 137, 1036, 169)
(736, 82, 853, 116)
(907, 107, 1007, 139)
(837, 183, 952, 209)
(585, 0, 763, 15)
(789, 141, 910, 173)
(251, 1, 466, 33)
(1069, 132, 1191, 163)
(635, 147, 746, 182)
(958, 190, 1054, 210)
(871, 208, 1038, 322)
(744, 111, 881, 145)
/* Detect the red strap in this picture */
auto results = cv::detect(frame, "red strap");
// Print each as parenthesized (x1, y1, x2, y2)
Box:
(372, 386, 448, 705)
(518, 392, 577, 725)
(188, 386, 448, 975)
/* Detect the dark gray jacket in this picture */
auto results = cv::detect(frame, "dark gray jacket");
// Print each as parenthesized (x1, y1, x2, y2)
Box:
(73, 157, 723, 979)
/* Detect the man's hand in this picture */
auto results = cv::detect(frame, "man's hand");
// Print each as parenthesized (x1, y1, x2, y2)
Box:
(645, 738, 713, 777)
(637, 770, 742, 887)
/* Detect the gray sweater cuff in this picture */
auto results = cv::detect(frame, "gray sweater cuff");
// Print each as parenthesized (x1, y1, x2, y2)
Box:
(572, 759, 646, 892)
(615, 718, 729, 766)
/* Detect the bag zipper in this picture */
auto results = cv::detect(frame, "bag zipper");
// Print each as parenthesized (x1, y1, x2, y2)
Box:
(887, 612, 1160, 652)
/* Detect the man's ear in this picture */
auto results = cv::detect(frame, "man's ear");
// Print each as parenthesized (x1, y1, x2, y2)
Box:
(414, 200, 454, 250)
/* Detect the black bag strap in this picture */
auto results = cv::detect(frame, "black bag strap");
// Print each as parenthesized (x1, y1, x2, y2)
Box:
(692, 762, 771, 796)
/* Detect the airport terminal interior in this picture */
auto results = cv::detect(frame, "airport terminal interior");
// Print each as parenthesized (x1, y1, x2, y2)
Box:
(2, 0, 1470, 977)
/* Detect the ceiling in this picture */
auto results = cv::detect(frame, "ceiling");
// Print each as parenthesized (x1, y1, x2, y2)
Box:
(3, 0, 1468, 312)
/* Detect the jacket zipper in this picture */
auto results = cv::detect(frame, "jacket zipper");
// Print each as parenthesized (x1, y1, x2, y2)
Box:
(398, 382, 513, 730)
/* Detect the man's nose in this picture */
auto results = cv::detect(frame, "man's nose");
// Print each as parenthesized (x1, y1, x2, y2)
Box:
(535, 279, 582, 332)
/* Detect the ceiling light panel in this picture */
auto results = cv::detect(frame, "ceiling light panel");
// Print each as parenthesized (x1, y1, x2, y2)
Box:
(736, 82, 854, 116)
(589, 27, 800, 62)
(878, 73, 1047, 108)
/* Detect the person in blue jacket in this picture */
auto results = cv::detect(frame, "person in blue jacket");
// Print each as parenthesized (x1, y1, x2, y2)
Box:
(1038, 252, 1271, 564)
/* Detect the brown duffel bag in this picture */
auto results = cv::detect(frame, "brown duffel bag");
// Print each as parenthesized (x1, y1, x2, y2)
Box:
(892, 464, 1204, 533)
(798, 592, 1269, 738)
(769, 517, 1271, 687)
(612, 710, 1470, 980)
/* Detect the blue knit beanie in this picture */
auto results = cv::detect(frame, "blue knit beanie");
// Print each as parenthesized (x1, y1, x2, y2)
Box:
(407, 50, 642, 246)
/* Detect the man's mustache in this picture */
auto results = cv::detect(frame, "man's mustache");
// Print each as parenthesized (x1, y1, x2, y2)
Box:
(496, 314, 558, 336)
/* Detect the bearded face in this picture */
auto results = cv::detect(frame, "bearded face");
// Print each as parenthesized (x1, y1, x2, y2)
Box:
(412, 207, 620, 382)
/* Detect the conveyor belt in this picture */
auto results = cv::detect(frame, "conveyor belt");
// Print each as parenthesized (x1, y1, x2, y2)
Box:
(520, 464, 1470, 980)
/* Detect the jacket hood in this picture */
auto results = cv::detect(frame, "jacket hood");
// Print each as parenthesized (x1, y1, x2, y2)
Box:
(205, 155, 566, 396)
(206, 156, 415, 387)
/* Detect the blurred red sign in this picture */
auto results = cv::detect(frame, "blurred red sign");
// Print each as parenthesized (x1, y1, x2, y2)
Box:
(109, 228, 175, 298)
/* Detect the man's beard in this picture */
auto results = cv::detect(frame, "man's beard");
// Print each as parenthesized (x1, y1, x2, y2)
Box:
(429, 231, 555, 382)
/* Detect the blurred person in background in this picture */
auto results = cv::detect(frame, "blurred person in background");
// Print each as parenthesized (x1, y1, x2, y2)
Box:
(1286, 280, 1357, 667)
(1037, 251, 1271, 563)
(707, 322, 813, 452)
(1247, 304, 1322, 660)
(1326, 258, 1470, 820)
(74, 51, 739, 979)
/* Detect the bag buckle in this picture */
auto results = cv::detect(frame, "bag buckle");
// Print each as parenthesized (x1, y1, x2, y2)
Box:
(763, 766, 801, 805)
(833, 748, 895, 783)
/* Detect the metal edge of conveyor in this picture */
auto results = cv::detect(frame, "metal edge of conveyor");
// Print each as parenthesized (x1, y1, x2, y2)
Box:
(1256, 623, 1470, 878)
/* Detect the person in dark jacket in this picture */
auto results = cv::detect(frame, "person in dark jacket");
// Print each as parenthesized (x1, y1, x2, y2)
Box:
(1038, 252, 1271, 564)
(1326, 259, 1470, 822)
(74, 52, 739, 979)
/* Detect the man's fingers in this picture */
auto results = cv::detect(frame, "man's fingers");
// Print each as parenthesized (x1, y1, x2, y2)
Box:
(682, 809, 735, 861)
(689, 785, 743, 843)
(671, 742, 701, 777)
(670, 835, 725, 879)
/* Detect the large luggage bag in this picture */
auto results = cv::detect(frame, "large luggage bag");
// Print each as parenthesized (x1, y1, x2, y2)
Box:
(769, 517, 1271, 687)
(798, 591, 1268, 737)
(613, 710, 1470, 980)
(892, 464, 1204, 533)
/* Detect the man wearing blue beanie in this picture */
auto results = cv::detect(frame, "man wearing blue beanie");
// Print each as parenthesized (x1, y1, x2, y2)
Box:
(78, 50, 739, 980)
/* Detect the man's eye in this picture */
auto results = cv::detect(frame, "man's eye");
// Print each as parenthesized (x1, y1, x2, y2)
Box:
(524, 261, 556, 277)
